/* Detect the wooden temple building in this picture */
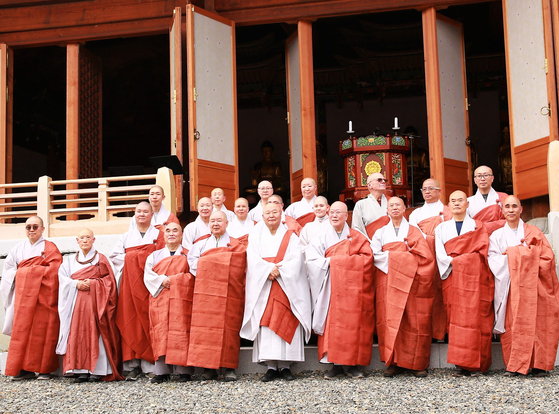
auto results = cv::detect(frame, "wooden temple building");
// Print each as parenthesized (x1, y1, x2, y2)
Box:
(0, 0, 558, 235)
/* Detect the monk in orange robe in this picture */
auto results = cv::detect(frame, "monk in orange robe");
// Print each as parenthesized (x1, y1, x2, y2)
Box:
(435, 191, 494, 376)
(1, 216, 62, 380)
(371, 197, 435, 378)
(467, 165, 508, 234)
(488, 195, 559, 377)
(285, 177, 318, 228)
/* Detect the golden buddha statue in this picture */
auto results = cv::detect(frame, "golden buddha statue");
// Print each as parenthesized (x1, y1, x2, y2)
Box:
(247, 141, 284, 194)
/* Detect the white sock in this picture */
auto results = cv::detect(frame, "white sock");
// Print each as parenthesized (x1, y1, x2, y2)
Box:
(267, 366, 278, 371)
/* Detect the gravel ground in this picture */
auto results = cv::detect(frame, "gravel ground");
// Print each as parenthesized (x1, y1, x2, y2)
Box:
(0, 368, 558, 413)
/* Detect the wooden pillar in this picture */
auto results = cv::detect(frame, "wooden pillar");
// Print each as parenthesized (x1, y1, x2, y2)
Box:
(422, 7, 446, 201)
(66, 44, 79, 219)
(298, 20, 317, 183)
(0, 44, 13, 222)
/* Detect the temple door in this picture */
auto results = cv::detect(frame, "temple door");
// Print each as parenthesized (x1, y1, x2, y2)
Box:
(285, 21, 317, 203)
(186, 5, 238, 211)
(0, 44, 13, 220)
(169, 7, 183, 212)
(502, 0, 557, 200)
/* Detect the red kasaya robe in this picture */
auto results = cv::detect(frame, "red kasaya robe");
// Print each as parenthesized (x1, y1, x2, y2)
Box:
(366, 216, 391, 240)
(116, 234, 164, 364)
(187, 238, 247, 369)
(473, 192, 508, 235)
(296, 212, 315, 228)
(443, 222, 494, 372)
(64, 256, 123, 381)
(318, 229, 375, 366)
(149, 253, 195, 367)
(500, 224, 559, 374)
(5, 241, 62, 376)
(375, 226, 435, 371)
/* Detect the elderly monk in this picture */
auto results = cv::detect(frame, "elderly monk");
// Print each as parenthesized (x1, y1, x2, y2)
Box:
(299, 196, 330, 256)
(408, 178, 452, 341)
(467, 165, 508, 233)
(182, 197, 212, 251)
(371, 197, 434, 378)
(267, 194, 301, 235)
(306, 201, 374, 379)
(144, 222, 194, 384)
(247, 180, 274, 223)
(227, 197, 255, 246)
(435, 191, 494, 377)
(488, 195, 559, 377)
(1, 216, 62, 381)
(241, 202, 312, 382)
(129, 185, 179, 231)
(57, 228, 122, 383)
(285, 177, 317, 227)
(352, 172, 389, 239)
(109, 201, 164, 379)
(211, 187, 236, 222)
(187, 211, 247, 382)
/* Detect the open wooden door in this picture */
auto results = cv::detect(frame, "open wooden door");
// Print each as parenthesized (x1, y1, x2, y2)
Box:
(169, 7, 183, 212)
(186, 5, 238, 211)
(423, 9, 472, 202)
(285, 21, 317, 203)
(503, 0, 557, 200)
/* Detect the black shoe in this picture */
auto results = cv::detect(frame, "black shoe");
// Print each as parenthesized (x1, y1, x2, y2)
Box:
(150, 374, 170, 384)
(261, 369, 280, 382)
(383, 365, 403, 378)
(281, 368, 295, 381)
(224, 369, 237, 382)
(74, 374, 89, 383)
(126, 366, 143, 380)
(12, 370, 36, 381)
(324, 365, 345, 380)
(202, 368, 218, 381)
(347, 366, 365, 379)
(531, 368, 549, 377)
(178, 374, 192, 382)
(88, 375, 101, 382)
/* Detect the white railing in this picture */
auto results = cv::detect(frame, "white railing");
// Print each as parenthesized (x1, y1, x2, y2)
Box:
(0, 167, 176, 238)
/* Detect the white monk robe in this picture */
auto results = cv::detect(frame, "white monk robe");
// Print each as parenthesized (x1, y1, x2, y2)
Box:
(128, 204, 173, 230)
(227, 218, 255, 239)
(371, 218, 410, 274)
(467, 187, 502, 218)
(351, 194, 388, 238)
(247, 201, 287, 223)
(487, 220, 525, 334)
(144, 245, 192, 375)
(1, 236, 47, 335)
(285, 196, 316, 219)
(181, 216, 211, 251)
(57, 249, 112, 376)
(306, 222, 350, 332)
(408, 200, 446, 237)
(299, 216, 330, 260)
(434, 215, 477, 280)
(241, 223, 312, 364)
(213, 205, 236, 222)
(187, 233, 232, 276)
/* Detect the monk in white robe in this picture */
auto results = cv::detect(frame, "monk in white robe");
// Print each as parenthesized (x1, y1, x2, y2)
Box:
(144, 222, 194, 384)
(211, 187, 236, 222)
(467, 165, 507, 233)
(435, 191, 494, 376)
(226, 197, 254, 246)
(182, 197, 212, 251)
(57, 228, 122, 382)
(306, 201, 374, 379)
(488, 195, 559, 377)
(299, 196, 330, 258)
(247, 180, 274, 223)
(241, 203, 312, 382)
(351, 172, 388, 239)
(285, 177, 317, 227)
(110, 202, 164, 379)
(1, 216, 62, 380)
(128, 185, 179, 231)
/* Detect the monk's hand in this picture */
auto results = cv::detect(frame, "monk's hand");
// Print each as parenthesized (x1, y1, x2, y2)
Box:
(77, 279, 90, 291)
(162, 277, 171, 289)
(268, 265, 282, 280)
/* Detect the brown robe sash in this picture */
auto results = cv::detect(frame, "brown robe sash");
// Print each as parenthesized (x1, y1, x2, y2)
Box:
(284, 216, 303, 236)
(500, 224, 559, 374)
(149, 254, 194, 367)
(64, 256, 123, 381)
(443, 223, 494, 372)
(366, 216, 390, 240)
(187, 239, 247, 369)
(260, 230, 299, 343)
(5, 241, 62, 376)
(116, 235, 163, 365)
(375, 226, 434, 371)
(318, 229, 375, 366)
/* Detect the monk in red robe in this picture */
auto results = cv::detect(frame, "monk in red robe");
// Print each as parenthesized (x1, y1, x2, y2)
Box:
(371, 197, 435, 378)
(285, 177, 318, 228)
(187, 211, 247, 381)
(488, 195, 559, 377)
(467, 165, 508, 234)
(306, 201, 374, 379)
(1, 216, 62, 380)
(435, 191, 494, 376)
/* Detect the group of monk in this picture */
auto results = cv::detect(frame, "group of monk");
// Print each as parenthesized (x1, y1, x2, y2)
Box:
(1, 165, 558, 384)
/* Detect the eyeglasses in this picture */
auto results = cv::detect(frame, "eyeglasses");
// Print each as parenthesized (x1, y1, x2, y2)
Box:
(369, 178, 388, 184)
(258, 186, 272, 190)
(474, 173, 493, 179)
(25, 224, 40, 231)
(329, 210, 346, 215)
(420, 187, 441, 192)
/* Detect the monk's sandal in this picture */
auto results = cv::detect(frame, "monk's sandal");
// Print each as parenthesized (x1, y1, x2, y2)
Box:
(13, 370, 36, 381)
(324, 365, 345, 380)
(224, 369, 237, 382)
(347, 366, 365, 379)
(126, 366, 143, 380)
(151, 374, 170, 384)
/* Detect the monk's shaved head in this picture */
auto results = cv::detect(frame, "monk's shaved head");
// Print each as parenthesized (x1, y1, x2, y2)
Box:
(198, 197, 212, 207)
(503, 195, 521, 206)
(448, 190, 468, 219)
(315, 196, 328, 206)
(210, 210, 227, 221)
(137, 201, 153, 212)
(149, 185, 165, 195)
(78, 228, 94, 238)
(388, 196, 404, 207)
(330, 201, 348, 213)
(449, 190, 467, 200)
(269, 194, 283, 205)
(502, 195, 523, 227)
(329, 201, 348, 231)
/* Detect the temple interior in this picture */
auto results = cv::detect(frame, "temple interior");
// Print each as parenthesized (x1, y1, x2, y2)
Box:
(10, 1, 508, 210)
